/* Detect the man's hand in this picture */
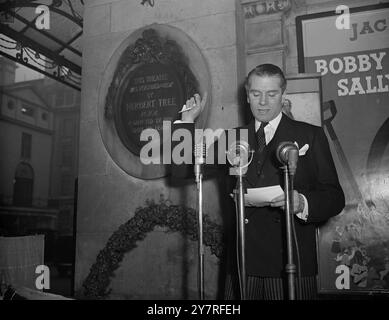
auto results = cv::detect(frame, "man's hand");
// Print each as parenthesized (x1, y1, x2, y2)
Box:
(270, 190, 304, 213)
(181, 92, 207, 122)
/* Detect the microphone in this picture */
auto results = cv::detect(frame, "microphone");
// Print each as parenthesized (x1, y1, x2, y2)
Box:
(276, 141, 299, 175)
(226, 140, 254, 175)
(194, 138, 206, 183)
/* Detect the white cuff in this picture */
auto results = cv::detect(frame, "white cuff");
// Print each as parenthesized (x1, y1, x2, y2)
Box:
(296, 194, 309, 221)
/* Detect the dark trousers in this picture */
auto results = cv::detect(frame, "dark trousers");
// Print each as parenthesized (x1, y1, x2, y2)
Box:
(224, 274, 318, 300)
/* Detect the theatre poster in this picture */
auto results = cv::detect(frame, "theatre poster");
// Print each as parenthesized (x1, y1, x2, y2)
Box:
(296, 3, 389, 294)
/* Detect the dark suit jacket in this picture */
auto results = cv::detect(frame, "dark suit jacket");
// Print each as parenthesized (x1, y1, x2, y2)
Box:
(241, 114, 344, 277)
(172, 113, 345, 277)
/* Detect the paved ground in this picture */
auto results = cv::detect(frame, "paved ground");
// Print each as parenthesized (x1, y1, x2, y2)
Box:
(45, 264, 73, 298)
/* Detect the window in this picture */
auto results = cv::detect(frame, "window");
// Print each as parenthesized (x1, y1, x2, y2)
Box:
(13, 163, 34, 207)
(21, 105, 35, 117)
(21, 133, 32, 159)
(60, 174, 73, 196)
(61, 118, 74, 137)
(61, 142, 73, 167)
(75, 92, 81, 104)
(7, 100, 15, 110)
(42, 112, 48, 121)
(64, 91, 74, 105)
(55, 91, 65, 106)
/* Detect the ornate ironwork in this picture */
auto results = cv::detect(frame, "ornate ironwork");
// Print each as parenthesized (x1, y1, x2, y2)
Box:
(0, 0, 83, 90)
(0, 34, 81, 90)
(0, 0, 83, 25)
(141, 0, 155, 7)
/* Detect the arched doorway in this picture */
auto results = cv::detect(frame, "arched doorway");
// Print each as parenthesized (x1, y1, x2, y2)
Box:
(13, 162, 34, 207)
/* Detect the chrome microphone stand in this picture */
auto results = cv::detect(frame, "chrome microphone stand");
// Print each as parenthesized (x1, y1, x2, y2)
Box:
(234, 166, 247, 300)
(276, 142, 299, 300)
(194, 142, 205, 300)
(227, 142, 253, 300)
(281, 165, 296, 300)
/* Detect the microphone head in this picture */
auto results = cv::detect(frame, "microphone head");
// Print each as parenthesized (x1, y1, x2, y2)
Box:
(226, 140, 251, 167)
(276, 141, 298, 164)
(194, 141, 207, 165)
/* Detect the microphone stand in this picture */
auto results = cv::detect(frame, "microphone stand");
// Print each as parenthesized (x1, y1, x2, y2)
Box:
(233, 166, 247, 300)
(227, 145, 253, 301)
(195, 146, 205, 300)
(282, 165, 296, 300)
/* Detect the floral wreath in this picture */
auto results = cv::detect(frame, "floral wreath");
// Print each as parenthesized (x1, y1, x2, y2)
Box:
(81, 197, 224, 299)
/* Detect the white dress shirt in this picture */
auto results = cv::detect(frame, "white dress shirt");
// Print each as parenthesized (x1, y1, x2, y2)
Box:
(255, 112, 309, 221)
(254, 111, 282, 145)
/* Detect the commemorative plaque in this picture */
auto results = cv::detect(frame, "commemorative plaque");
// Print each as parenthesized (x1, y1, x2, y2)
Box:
(114, 63, 184, 155)
(100, 25, 211, 179)
(105, 29, 198, 156)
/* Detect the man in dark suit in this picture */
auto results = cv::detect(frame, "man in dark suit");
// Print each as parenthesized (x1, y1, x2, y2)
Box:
(177, 64, 345, 300)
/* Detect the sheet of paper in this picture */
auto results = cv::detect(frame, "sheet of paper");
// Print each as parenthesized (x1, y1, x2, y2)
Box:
(245, 185, 284, 207)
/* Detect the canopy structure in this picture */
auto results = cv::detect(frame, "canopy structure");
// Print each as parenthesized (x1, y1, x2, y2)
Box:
(0, 0, 84, 90)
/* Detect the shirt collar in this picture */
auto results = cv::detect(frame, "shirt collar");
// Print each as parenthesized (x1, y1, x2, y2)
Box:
(255, 111, 282, 132)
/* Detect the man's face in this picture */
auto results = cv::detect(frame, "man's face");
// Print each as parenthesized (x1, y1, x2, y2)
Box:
(246, 75, 285, 123)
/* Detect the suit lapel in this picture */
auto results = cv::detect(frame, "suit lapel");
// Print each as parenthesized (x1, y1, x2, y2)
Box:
(270, 113, 295, 151)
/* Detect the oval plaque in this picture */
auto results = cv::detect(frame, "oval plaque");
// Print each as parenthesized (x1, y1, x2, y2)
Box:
(98, 24, 211, 179)
(114, 63, 184, 156)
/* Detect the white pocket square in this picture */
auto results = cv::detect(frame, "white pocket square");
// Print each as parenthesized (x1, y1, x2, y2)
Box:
(294, 142, 309, 156)
(299, 144, 309, 156)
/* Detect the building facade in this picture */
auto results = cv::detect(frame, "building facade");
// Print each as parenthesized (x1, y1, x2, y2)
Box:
(0, 57, 80, 240)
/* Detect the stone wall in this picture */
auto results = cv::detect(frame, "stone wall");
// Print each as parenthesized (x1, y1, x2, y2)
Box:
(75, 0, 239, 299)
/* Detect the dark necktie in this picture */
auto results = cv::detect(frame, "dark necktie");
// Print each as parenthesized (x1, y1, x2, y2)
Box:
(256, 122, 268, 153)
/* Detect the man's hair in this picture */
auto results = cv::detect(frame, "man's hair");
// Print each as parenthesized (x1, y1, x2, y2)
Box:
(245, 64, 287, 93)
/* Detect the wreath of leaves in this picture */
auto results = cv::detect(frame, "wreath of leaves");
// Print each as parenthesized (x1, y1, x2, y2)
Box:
(81, 197, 224, 299)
